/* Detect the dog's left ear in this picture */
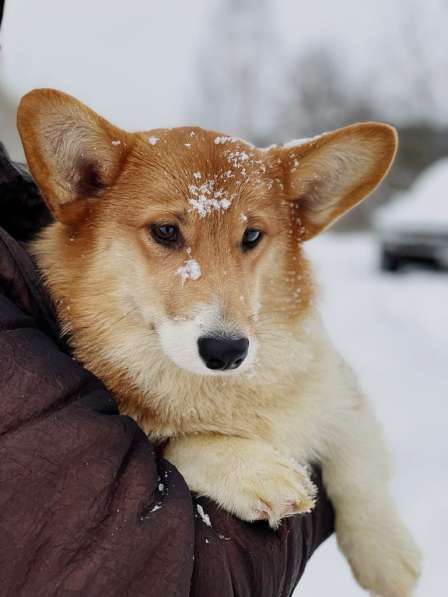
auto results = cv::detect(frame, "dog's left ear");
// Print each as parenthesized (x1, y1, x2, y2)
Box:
(268, 123, 398, 240)
(17, 88, 132, 224)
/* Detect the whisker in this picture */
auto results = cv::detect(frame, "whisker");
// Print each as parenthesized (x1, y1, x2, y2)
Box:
(104, 305, 140, 330)
(67, 305, 142, 337)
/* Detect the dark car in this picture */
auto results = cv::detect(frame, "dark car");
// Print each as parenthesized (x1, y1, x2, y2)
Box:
(375, 159, 448, 272)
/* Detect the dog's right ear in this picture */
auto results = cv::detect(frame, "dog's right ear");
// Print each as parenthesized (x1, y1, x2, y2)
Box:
(17, 89, 132, 224)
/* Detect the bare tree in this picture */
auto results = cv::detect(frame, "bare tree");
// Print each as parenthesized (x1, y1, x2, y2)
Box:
(277, 45, 384, 230)
(193, 0, 282, 145)
(277, 45, 376, 141)
(194, 0, 448, 230)
(370, 0, 448, 127)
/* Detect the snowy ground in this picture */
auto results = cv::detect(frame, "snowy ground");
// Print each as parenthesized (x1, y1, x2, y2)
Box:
(294, 233, 447, 596)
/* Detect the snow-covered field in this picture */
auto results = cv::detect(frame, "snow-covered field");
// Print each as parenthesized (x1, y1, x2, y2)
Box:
(293, 233, 447, 596)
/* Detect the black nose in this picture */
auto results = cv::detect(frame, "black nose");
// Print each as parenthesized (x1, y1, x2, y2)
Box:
(198, 336, 249, 371)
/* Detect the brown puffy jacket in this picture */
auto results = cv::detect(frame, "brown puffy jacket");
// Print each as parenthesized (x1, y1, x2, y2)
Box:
(0, 142, 334, 596)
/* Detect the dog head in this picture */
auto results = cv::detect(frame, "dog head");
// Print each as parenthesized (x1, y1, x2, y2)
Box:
(18, 89, 397, 383)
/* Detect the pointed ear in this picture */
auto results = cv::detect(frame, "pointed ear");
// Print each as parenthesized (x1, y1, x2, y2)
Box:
(269, 123, 398, 240)
(17, 89, 132, 224)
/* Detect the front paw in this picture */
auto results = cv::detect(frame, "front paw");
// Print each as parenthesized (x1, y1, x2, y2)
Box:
(236, 459, 317, 529)
(337, 513, 422, 597)
(165, 438, 316, 529)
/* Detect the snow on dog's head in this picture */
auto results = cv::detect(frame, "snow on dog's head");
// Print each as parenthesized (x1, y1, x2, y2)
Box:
(19, 89, 397, 389)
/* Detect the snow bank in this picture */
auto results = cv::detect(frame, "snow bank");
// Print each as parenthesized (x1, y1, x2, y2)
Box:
(295, 233, 447, 597)
(375, 158, 448, 234)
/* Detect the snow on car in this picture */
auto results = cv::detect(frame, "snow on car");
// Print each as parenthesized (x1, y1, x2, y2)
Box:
(374, 158, 448, 271)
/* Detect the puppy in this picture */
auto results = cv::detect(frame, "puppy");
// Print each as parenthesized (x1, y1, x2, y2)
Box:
(18, 89, 421, 597)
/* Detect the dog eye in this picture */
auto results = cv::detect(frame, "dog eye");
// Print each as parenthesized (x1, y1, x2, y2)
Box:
(242, 228, 263, 251)
(150, 224, 182, 247)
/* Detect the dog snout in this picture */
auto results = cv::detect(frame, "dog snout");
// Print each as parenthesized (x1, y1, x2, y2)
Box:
(198, 336, 249, 371)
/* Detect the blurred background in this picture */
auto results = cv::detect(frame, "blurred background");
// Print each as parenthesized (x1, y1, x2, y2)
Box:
(1, 0, 446, 594)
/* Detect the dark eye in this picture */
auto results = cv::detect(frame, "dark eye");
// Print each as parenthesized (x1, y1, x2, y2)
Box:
(150, 224, 182, 248)
(242, 228, 263, 251)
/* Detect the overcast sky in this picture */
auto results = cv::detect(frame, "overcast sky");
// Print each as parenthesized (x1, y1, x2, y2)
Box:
(1, 0, 446, 133)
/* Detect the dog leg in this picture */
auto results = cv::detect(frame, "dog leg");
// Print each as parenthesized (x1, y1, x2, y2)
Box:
(322, 399, 421, 597)
(165, 434, 317, 528)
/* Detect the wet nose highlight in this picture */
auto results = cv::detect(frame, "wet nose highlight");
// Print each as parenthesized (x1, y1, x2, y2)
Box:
(198, 336, 249, 371)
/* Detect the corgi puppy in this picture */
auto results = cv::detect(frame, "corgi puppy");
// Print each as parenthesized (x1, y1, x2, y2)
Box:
(17, 89, 421, 597)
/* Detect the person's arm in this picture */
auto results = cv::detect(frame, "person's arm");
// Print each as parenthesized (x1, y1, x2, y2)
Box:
(0, 232, 195, 596)
(0, 141, 53, 242)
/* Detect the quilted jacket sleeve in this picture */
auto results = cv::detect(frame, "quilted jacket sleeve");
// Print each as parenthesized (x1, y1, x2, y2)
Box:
(0, 230, 196, 597)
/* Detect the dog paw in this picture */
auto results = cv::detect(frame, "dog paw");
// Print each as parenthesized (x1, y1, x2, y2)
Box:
(337, 514, 422, 597)
(165, 436, 317, 528)
(232, 457, 317, 528)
